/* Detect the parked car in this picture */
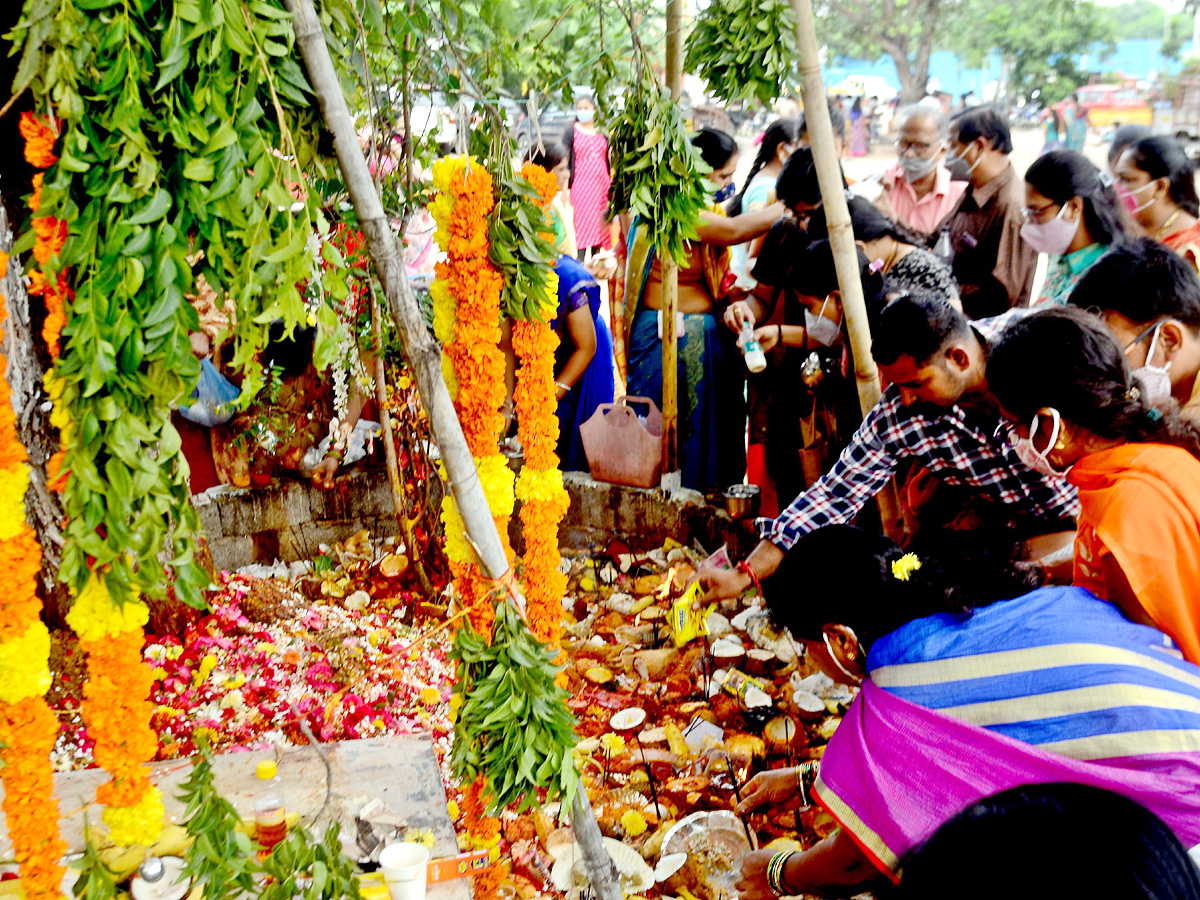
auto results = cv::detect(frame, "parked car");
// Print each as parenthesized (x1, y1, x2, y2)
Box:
(512, 103, 578, 156)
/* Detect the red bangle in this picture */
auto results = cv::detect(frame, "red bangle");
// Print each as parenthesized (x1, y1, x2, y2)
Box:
(737, 560, 761, 597)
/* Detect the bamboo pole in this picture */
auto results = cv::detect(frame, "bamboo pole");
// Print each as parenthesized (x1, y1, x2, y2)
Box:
(660, 0, 684, 492)
(285, 5, 621, 898)
(286, 0, 509, 581)
(787, 0, 903, 539)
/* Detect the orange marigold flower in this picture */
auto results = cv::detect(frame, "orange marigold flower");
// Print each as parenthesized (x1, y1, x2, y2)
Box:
(520, 163, 560, 210)
(0, 697, 67, 900)
(45, 448, 68, 493)
(32, 216, 67, 266)
(28, 174, 43, 214)
(19, 113, 58, 169)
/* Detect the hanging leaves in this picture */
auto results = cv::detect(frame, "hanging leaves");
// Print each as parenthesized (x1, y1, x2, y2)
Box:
(449, 603, 579, 814)
(8, 0, 331, 606)
(606, 80, 710, 266)
(685, 0, 797, 106)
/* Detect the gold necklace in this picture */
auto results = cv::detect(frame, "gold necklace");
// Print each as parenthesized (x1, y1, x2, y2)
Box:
(1156, 209, 1182, 241)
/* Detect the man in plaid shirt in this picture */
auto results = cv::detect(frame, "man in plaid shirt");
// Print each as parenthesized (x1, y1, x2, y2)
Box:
(703, 292, 1080, 600)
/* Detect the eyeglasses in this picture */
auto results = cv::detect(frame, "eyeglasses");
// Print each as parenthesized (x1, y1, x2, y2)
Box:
(1021, 203, 1060, 223)
(1123, 319, 1165, 354)
(895, 139, 941, 156)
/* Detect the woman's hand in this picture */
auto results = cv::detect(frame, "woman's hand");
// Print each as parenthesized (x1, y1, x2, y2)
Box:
(311, 456, 339, 490)
(724, 301, 756, 334)
(734, 850, 776, 900)
(736, 769, 798, 815)
(754, 325, 781, 353)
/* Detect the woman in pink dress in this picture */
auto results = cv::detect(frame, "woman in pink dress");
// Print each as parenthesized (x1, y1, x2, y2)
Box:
(562, 96, 613, 258)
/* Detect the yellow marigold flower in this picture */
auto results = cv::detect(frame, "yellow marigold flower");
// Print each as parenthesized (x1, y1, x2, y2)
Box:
(446, 799, 461, 821)
(65, 575, 149, 642)
(477, 453, 515, 518)
(102, 786, 164, 848)
(0, 465, 31, 541)
(620, 810, 648, 837)
(0, 620, 51, 704)
(194, 654, 218, 686)
(419, 686, 441, 706)
(890, 552, 923, 582)
(515, 467, 567, 504)
(599, 733, 625, 755)
(440, 494, 469, 564)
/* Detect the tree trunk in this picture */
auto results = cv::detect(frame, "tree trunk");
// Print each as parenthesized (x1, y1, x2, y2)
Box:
(0, 199, 68, 624)
(790, 0, 904, 541)
(283, 7, 620, 899)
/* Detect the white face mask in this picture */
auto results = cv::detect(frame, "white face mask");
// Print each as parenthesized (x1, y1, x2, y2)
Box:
(1132, 323, 1174, 405)
(804, 296, 840, 347)
(1011, 408, 1069, 479)
(576, 108, 595, 124)
(823, 629, 863, 685)
(1127, 179, 1158, 215)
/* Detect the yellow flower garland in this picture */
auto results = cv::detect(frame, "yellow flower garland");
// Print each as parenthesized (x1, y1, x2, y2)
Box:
(0, 278, 66, 899)
(66, 574, 150, 641)
(0, 621, 52, 704)
(101, 786, 165, 848)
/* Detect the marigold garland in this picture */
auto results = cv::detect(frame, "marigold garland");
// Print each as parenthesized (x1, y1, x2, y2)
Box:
(431, 157, 511, 900)
(0, 283, 65, 900)
(74, 577, 162, 846)
(19, 113, 58, 169)
(509, 164, 571, 646)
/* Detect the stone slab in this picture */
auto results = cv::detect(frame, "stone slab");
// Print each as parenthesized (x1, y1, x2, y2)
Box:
(0, 736, 467, 900)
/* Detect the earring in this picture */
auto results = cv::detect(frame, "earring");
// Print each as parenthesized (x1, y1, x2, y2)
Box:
(847, 650, 857, 661)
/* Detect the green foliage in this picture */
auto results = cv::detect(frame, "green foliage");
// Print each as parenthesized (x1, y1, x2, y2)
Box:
(6, 0, 342, 606)
(490, 164, 560, 323)
(605, 78, 710, 266)
(71, 823, 118, 900)
(685, 0, 796, 106)
(178, 741, 362, 900)
(259, 823, 363, 900)
(449, 603, 580, 814)
(179, 741, 259, 900)
(959, 0, 1116, 103)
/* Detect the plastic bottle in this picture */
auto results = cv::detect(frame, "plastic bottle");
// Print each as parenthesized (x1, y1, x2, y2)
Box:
(739, 323, 767, 374)
(254, 760, 287, 856)
(933, 226, 954, 266)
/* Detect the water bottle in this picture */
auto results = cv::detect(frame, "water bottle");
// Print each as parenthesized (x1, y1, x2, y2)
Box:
(933, 226, 954, 266)
(739, 323, 767, 374)
(254, 760, 288, 857)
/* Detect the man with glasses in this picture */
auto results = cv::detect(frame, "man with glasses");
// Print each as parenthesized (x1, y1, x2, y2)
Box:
(1068, 238, 1200, 423)
(936, 105, 1037, 319)
(878, 105, 967, 238)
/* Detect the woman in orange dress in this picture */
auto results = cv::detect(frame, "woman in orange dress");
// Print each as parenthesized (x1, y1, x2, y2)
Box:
(1113, 135, 1200, 267)
(988, 306, 1200, 664)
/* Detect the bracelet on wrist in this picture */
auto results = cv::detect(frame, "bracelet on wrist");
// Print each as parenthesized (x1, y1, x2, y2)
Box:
(737, 560, 762, 597)
(766, 851, 796, 897)
(554, 381, 571, 393)
(777, 323, 783, 346)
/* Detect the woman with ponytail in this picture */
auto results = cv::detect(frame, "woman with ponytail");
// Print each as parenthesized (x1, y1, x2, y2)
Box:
(729, 524, 1200, 899)
(727, 119, 798, 286)
(988, 306, 1200, 663)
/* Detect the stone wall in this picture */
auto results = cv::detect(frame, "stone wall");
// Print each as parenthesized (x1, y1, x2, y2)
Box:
(193, 467, 757, 572)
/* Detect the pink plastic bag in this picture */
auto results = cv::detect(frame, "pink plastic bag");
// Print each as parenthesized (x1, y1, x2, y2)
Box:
(580, 396, 663, 489)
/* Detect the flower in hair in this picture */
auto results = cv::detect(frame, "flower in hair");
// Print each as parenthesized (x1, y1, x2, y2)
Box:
(891, 553, 922, 582)
(1126, 386, 1141, 402)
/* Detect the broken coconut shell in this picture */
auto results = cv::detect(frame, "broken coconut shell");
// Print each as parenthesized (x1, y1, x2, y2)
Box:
(764, 715, 804, 754)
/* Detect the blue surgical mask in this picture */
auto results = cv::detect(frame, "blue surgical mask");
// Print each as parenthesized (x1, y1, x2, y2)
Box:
(714, 182, 736, 202)
(576, 109, 595, 124)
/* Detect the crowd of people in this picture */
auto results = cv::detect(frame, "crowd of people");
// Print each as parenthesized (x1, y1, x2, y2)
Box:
(514, 97, 1200, 892)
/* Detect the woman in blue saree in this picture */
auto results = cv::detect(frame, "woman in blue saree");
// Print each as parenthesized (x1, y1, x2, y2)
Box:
(624, 129, 783, 491)
(725, 525, 1200, 897)
(553, 255, 616, 471)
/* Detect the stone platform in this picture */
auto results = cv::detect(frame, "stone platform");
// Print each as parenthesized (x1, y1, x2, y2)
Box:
(194, 467, 758, 572)
(0, 736, 467, 900)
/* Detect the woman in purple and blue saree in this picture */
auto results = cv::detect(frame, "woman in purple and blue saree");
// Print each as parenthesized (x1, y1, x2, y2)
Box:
(733, 525, 1200, 898)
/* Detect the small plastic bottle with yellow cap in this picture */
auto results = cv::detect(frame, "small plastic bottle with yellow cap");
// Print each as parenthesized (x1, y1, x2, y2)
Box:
(254, 759, 288, 856)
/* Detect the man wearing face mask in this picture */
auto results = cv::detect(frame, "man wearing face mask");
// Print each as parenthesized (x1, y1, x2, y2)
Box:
(878, 105, 966, 239)
(936, 106, 1037, 319)
(699, 292, 1080, 603)
(1068, 238, 1200, 423)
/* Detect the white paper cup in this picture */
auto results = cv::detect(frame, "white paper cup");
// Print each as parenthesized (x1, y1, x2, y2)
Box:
(379, 842, 430, 900)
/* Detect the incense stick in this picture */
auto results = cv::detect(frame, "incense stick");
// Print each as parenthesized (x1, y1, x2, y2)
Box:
(724, 753, 756, 850)
(638, 743, 661, 819)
